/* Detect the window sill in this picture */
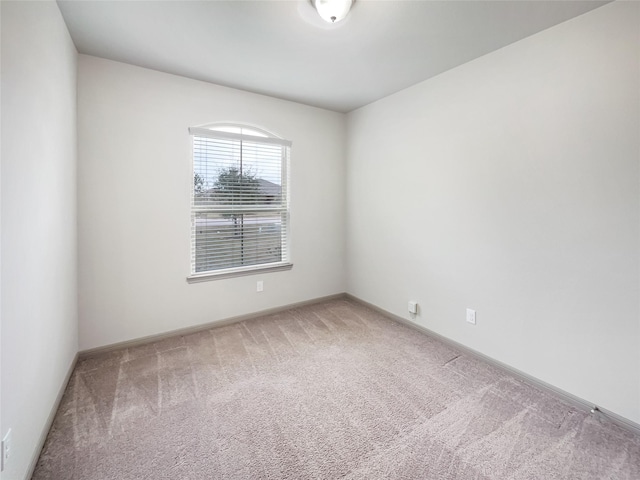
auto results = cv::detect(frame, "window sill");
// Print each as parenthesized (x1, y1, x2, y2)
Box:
(187, 263, 293, 283)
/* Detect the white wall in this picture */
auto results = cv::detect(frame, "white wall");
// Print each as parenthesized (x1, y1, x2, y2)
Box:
(1, 2, 78, 479)
(78, 56, 346, 350)
(346, 1, 640, 424)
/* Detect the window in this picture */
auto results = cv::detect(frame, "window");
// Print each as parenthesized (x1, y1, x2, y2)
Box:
(188, 124, 292, 281)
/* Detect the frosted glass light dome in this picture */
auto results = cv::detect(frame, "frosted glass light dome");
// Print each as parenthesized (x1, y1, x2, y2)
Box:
(311, 0, 354, 24)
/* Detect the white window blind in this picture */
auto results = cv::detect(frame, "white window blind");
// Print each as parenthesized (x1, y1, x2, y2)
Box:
(189, 126, 291, 278)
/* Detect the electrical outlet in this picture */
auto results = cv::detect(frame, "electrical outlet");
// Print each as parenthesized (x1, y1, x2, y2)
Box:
(257, 280, 263, 292)
(408, 301, 418, 314)
(2, 429, 12, 471)
(466, 308, 476, 325)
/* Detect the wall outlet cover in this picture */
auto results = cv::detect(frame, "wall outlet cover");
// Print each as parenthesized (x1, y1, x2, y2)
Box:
(2, 429, 12, 472)
(408, 301, 418, 314)
(466, 308, 476, 325)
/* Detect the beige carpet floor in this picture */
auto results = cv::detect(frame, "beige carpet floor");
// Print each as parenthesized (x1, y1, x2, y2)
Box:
(33, 298, 640, 479)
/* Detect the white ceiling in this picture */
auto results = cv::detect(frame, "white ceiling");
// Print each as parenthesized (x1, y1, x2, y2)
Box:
(57, 0, 608, 113)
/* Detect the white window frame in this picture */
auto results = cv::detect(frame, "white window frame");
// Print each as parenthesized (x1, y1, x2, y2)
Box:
(187, 123, 292, 282)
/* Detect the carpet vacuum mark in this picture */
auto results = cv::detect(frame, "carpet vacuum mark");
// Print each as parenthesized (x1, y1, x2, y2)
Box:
(33, 299, 640, 479)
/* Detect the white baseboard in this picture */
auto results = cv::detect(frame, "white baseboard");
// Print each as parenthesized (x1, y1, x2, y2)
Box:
(345, 293, 640, 438)
(25, 352, 79, 480)
(38, 289, 637, 480)
(79, 293, 346, 359)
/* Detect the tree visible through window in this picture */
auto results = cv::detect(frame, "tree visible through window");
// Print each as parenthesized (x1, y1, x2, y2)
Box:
(189, 124, 291, 277)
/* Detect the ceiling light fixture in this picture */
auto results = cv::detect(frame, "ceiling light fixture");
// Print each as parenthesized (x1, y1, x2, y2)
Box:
(311, 0, 354, 24)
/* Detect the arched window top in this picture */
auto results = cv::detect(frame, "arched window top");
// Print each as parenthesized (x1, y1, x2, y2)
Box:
(204, 123, 272, 138)
(197, 122, 289, 138)
(189, 122, 291, 147)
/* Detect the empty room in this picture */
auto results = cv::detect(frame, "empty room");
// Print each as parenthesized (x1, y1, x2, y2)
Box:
(2, 0, 639, 478)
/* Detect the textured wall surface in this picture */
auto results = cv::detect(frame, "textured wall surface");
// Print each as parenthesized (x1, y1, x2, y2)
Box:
(78, 56, 346, 350)
(346, 2, 640, 423)
(1, 1, 78, 478)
